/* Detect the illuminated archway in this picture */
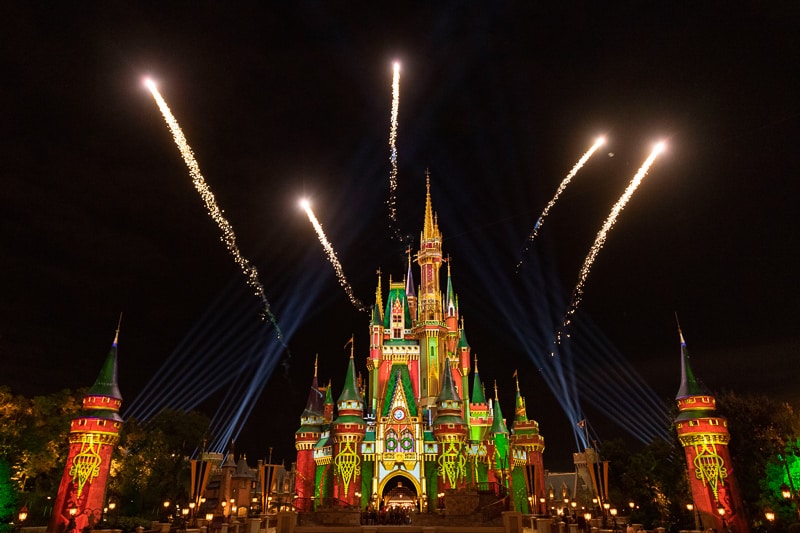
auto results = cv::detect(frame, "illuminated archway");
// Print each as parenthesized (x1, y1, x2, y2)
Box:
(377, 471, 420, 509)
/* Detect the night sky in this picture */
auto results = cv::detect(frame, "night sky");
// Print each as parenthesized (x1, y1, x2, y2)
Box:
(2, 3, 799, 470)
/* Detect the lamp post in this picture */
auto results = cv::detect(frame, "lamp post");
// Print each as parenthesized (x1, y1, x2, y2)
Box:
(584, 512, 592, 533)
(603, 502, 610, 528)
(765, 509, 775, 531)
(781, 482, 800, 521)
(16, 505, 28, 533)
(610, 507, 618, 532)
(66, 507, 78, 533)
(540, 497, 546, 516)
(717, 506, 727, 533)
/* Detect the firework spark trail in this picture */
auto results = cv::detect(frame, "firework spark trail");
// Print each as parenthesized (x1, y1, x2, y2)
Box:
(300, 199, 367, 312)
(557, 142, 666, 342)
(516, 136, 606, 271)
(387, 61, 402, 240)
(144, 78, 287, 348)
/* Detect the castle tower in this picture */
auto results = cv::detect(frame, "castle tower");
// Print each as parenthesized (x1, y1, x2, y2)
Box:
(296, 175, 546, 513)
(49, 329, 123, 533)
(295, 356, 324, 501)
(487, 383, 510, 488)
(510, 373, 546, 513)
(331, 348, 366, 504)
(415, 173, 446, 409)
(432, 356, 468, 495)
(674, 328, 749, 533)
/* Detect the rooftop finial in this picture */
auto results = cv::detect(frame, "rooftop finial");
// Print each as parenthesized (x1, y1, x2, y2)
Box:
(314, 353, 319, 378)
(675, 312, 685, 344)
(114, 312, 123, 346)
(513, 369, 520, 392)
(494, 380, 499, 401)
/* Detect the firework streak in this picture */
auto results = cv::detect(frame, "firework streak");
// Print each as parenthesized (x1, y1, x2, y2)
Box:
(517, 137, 605, 271)
(388, 62, 402, 241)
(144, 79, 287, 346)
(558, 142, 665, 341)
(300, 199, 367, 312)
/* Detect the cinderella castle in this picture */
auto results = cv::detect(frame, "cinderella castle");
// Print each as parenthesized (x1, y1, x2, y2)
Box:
(293, 176, 546, 514)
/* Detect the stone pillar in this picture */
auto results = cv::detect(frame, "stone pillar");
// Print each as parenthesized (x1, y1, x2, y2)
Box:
(536, 518, 552, 533)
(502, 511, 523, 533)
(275, 512, 296, 533)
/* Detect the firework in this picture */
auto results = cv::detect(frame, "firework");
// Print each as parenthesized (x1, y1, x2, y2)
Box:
(388, 61, 402, 240)
(557, 141, 666, 341)
(517, 136, 605, 270)
(300, 198, 367, 311)
(143, 78, 287, 346)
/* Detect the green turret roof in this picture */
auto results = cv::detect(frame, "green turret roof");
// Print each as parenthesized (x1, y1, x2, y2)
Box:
(445, 263, 456, 313)
(675, 329, 710, 399)
(471, 356, 486, 404)
(436, 358, 461, 403)
(337, 355, 362, 404)
(490, 385, 509, 435)
(457, 326, 470, 350)
(88, 334, 122, 400)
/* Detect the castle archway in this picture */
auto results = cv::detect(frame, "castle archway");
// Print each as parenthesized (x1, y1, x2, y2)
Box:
(377, 471, 419, 510)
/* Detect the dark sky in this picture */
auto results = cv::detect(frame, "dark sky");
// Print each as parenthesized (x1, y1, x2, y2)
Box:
(2, 2, 799, 470)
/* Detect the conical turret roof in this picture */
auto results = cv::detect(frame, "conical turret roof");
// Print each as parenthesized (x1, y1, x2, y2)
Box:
(471, 355, 486, 404)
(675, 328, 710, 399)
(88, 332, 122, 400)
(490, 383, 509, 435)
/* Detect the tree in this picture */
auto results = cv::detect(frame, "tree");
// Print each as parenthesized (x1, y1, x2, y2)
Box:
(0, 457, 18, 527)
(716, 391, 800, 528)
(109, 408, 210, 519)
(601, 436, 689, 531)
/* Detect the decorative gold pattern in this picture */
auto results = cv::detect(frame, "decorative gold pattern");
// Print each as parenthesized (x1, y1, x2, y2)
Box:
(692, 440, 728, 499)
(437, 440, 466, 487)
(69, 434, 103, 498)
(334, 441, 361, 496)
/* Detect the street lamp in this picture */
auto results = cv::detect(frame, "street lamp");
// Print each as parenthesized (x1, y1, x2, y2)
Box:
(717, 506, 727, 532)
(584, 512, 592, 533)
(603, 502, 610, 527)
(540, 497, 546, 516)
(610, 508, 618, 532)
(66, 507, 78, 533)
(16, 505, 28, 533)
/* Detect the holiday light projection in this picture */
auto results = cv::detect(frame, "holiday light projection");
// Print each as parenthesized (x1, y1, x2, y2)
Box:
(143, 78, 286, 346)
(388, 61, 402, 241)
(300, 198, 366, 311)
(558, 141, 666, 341)
(516, 136, 606, 270)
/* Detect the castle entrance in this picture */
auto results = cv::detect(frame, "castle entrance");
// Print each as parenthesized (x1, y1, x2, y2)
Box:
(378, 473, 418, 511)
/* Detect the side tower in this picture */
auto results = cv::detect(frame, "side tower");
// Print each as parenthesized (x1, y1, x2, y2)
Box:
(674, 328, 748, 533)
(331, 349, 366, 505)
(415, 174, 446, 409)
(295, 356, 324, 502)
(510, 374, 545, 513)
(49, 329, 123, 533)
(431, 357, 468, 500)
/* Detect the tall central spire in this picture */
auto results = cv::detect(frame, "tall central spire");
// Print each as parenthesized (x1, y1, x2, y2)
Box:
(423, 170, 436, 240)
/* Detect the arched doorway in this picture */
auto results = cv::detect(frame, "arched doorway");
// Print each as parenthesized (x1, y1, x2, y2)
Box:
(378, 473, 419, 510)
